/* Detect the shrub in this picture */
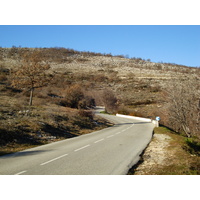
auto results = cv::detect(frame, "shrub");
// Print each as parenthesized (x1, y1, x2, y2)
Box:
(0, 74, 7, 82)
(78, 110, 94, 120)
(117, 106, 145, 117)
(117, 106, 131, 115)
(84, 96, 96, 108)
(60, 84, 95, 109)
(64, 84, 84, 108)
(0, 66, 9, 83)
(78, 99, 87, 109)
(102, 89, 118, 114)
(72, 111, 94, 129)
(130, 111, 145, 117)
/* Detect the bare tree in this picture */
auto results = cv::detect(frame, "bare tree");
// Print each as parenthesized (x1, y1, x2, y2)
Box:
(102, 89, 118, 113)
(11, 50, 54, 106)
(166, 78, 200, 138)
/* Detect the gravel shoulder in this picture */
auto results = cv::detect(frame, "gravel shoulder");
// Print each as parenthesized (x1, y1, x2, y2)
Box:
(133, 133, 172, 175)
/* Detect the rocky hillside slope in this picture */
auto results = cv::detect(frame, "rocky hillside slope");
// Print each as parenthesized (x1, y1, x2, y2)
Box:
(1, 47, 199, 119)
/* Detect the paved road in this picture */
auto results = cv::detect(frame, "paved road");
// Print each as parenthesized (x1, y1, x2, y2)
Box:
(0, 109, 154, 175)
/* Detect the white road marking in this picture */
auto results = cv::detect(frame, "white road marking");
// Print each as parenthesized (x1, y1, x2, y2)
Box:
(107, 135, 114, 138)
(74, 144, 90, 152)
(39, 124, 135, 166)
(124, 125, 134, 131)
(15, 170, 27, 175)
(94, 138, 104, 143)
(40, 153, 68, 166)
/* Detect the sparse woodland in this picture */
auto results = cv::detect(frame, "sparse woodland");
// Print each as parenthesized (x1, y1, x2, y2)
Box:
(0, 47, 200, 159)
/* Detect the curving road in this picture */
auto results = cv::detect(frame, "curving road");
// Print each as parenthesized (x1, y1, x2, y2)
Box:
(0, 108, 154, 175)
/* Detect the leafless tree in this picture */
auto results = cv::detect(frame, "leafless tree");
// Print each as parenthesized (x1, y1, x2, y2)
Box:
(11, 50, 54, 106)
(166, 78, 200, 138)
(102, 89, 118, 113)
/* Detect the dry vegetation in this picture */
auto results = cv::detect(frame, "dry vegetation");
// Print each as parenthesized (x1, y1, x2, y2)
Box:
(0, 47, 200, 171)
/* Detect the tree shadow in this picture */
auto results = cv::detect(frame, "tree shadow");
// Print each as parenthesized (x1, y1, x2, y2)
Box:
(0, 128, 43, 146)
(159, 124, 178, 133)
(41, 124, 78, 139)
(113, 123, 133, 126)
(184, 139, 200, 156)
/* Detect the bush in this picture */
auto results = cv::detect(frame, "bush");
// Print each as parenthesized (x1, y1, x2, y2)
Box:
(84, 96, 96, 108)
(78, 110, 94, 120)
(64, 84, 84, 108)
(117, 106, 131, 115)
(78, 99, 87, 109)
(117, 106, 145, 117)
(72, 110, 94, 129)
(59, 84, 96, 109)
(0, 66, 9, 83)
(130, 111, 145, 117)
(0, 74, 7, 82)
(102, 89, 118, 114)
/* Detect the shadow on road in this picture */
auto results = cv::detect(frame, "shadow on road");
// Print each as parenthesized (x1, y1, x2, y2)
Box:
(133, 122, 152, 124)
(0, 150, 51, 158)
(114, 122, 152, 126)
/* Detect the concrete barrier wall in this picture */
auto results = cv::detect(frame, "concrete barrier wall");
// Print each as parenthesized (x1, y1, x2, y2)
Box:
(116, 113, 159, 127)
(116, 113, 151, 122)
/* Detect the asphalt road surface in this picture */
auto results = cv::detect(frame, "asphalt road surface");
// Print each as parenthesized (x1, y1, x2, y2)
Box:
(0, 109, 154, 175)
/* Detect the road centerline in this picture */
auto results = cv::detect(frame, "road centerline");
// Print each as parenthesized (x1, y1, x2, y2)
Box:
(74, 144, 90, 152)
(107, 135, 114, 138)
(94, 138, 104, 143)
(40, 153, 68, 166)
(14, 170, 27, 175)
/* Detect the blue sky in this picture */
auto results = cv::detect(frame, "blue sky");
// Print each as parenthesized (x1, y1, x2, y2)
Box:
(0, 25, 199, 67)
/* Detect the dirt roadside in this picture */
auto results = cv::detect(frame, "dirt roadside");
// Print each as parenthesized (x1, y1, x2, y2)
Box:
(128, 126, 200, 175)
(132, 133, 172, 175)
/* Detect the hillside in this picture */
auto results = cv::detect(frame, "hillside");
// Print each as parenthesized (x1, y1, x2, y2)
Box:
(0, 47, 200, 157)
(1, 47, 199, 115)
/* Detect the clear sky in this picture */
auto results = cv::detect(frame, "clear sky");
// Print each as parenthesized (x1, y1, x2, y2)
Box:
(0, 25, 199, 67)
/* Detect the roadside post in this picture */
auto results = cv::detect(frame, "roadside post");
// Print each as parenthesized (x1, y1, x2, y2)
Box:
(155, 116, 160, 127)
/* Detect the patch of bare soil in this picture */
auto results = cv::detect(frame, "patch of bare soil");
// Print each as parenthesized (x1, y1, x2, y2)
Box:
(132, 133, 172, 175)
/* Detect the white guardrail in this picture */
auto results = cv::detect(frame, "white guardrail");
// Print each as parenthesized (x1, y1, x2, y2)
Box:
(116, 114, 159, 127)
